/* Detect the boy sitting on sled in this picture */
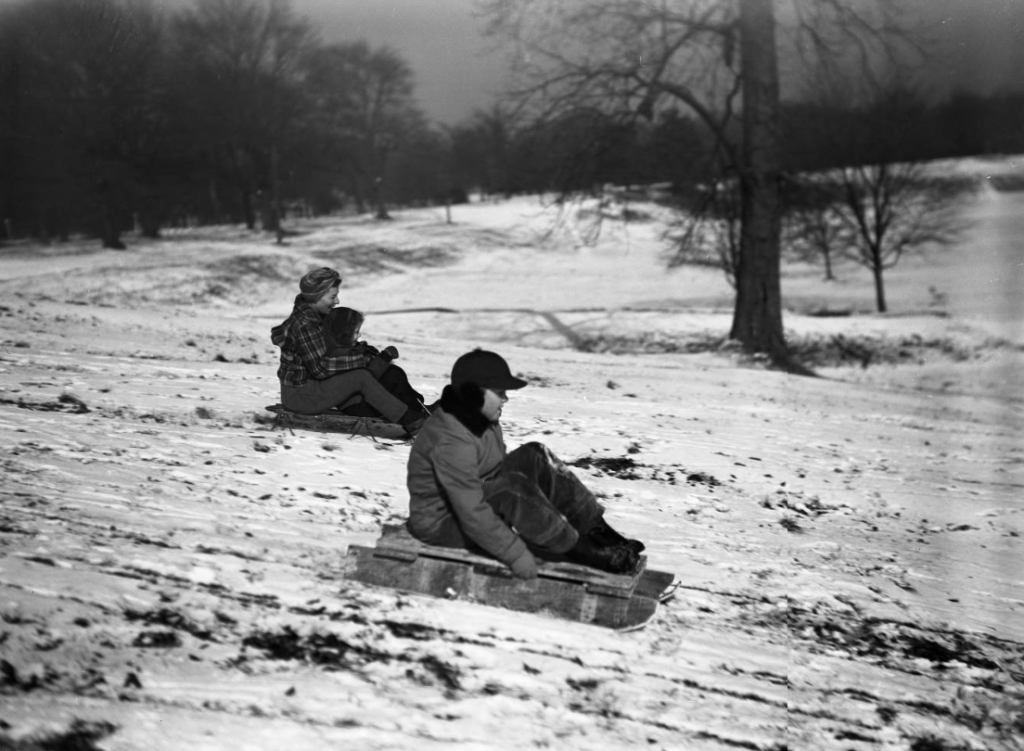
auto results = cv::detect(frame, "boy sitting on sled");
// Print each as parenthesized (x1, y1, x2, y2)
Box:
(406, 349, 644, 580)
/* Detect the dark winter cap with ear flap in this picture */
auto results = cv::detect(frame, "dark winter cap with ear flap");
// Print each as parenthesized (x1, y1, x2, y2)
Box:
(451, 350, 528, 390)
(299, 267, 341, 301)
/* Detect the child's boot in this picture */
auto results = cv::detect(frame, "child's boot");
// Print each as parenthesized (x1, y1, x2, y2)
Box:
(399, 408, 428, 438)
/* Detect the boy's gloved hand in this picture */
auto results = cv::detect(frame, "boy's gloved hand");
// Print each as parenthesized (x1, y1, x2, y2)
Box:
(380, 345, 399, 360)
(508, 549, 538, 580)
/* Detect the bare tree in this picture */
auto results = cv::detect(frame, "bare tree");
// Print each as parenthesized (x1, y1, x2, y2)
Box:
(303, 42, 424, 220)
(479, 0, 789, 357)
(480, 0, 911, 371)
(669, 176, 743, 287)
(731, 0, 788, 364)
(448, 105, 520, 199)
(789, 68, 970, 312)
(784, 178, 845, 281)
(1, 0, 168, 248)
(352, 47, 424, 220)
(835, 163, 969, 312)
(172, 0, 314, 232)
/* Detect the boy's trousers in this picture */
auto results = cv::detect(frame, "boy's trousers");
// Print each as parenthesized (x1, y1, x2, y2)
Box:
(425, 442, 605, 556)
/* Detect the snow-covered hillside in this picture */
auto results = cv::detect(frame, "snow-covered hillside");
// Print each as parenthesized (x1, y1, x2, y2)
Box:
(1, 156, 1022, 750)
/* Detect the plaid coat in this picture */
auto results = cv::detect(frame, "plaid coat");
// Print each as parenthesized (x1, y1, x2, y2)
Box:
(270, 297, 369, 387)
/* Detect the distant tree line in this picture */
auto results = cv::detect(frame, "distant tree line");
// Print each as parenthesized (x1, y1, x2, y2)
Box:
(1, 0, 1022, 250)
(451, 91, 1024, 201)
(0, 0, 435, 247)
(783, 91, 1024, 172)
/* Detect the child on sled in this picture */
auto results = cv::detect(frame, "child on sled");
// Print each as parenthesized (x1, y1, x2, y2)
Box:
(405, 349, 645, 579)
(321, 306, 428, 418)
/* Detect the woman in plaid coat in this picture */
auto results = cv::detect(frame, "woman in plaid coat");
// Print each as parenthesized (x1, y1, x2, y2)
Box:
(270, 267, 428, 437)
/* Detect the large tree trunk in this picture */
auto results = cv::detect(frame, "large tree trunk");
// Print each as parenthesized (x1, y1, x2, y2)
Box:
(872, 259, 888, 312)
(730, 0, 803, 372)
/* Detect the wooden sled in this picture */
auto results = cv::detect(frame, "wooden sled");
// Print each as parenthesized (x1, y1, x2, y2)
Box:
(265, 403, 407, 442)
(343, 523, 676, 630)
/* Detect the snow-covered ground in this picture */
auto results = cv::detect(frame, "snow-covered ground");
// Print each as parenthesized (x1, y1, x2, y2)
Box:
(1, 156, 1022, 750)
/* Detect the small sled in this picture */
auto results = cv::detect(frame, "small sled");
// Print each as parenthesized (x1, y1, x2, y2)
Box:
(343, 523, 676, 630)
(265, 403, 406, 442)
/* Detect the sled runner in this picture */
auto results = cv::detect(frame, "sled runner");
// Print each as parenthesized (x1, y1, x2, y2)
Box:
(264, 403, 406, 441)
(342, 523, 676, 630)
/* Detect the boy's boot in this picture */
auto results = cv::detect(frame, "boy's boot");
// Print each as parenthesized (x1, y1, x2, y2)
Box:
(566, 531, 639, 575)
(587, 516, 646, 555)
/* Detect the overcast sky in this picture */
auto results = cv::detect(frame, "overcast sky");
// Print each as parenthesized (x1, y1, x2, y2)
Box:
(291, 0, 1023, 126)
(291, 0, 507, 125)
(917, 0, 1024, 96)
(3, 0, 1019, 126)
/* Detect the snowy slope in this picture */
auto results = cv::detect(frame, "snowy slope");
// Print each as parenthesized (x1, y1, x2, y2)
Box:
(0, 160, 1022, 750)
